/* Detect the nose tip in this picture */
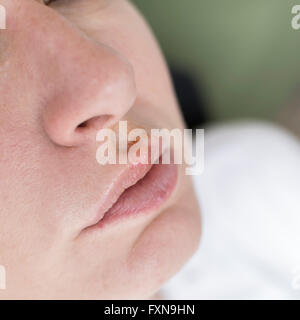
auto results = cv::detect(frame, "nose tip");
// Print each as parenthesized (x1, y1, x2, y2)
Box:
(42, 40, 137, 147)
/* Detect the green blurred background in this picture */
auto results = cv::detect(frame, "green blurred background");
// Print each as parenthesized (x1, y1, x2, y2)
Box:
(132, 0, 300, 123)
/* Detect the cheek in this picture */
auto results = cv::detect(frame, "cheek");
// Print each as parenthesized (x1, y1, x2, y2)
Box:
(0, 127, 65, 243)
(0, 130, 50, 247)
(0, 132, 60, 292)
(0, 132, 39, 205)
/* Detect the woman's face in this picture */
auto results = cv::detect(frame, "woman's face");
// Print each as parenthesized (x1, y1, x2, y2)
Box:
(0, 0, 201, 299)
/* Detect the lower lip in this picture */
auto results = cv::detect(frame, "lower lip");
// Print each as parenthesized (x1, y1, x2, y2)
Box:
(96, 163, 178, 228)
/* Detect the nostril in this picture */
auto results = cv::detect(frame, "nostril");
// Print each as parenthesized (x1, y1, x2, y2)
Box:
(76, 115, 112, 133)
(78, 122, 87, 128)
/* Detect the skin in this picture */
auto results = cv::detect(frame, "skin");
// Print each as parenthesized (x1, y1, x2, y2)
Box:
(0, 0, 201, 299)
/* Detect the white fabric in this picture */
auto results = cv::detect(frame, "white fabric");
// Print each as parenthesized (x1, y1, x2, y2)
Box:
(163, 121, 300, 300)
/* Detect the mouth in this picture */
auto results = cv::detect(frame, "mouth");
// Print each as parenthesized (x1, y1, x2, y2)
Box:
(85, 159, 178, 231)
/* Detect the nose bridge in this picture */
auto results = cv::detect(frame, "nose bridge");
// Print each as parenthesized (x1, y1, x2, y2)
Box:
(34, 6, 136, 146)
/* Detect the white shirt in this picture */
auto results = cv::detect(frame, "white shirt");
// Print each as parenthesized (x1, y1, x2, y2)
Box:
(163, 121, 300, 300)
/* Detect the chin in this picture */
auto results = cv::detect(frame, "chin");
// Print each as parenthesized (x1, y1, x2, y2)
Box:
(123, 176, 201, 299)
(74, 179, 201, 300)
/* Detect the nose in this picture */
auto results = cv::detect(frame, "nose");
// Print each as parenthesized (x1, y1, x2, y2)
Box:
(37, 7, 136, 146)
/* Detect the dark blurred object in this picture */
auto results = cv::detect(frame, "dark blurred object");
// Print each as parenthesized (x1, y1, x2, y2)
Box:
(171, 68, 209, 128)
(277, 87, 300, 139)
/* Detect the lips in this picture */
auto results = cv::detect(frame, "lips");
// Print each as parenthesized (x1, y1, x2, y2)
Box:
(85, 159, 178, 230)
(98, 162, 178, 227)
